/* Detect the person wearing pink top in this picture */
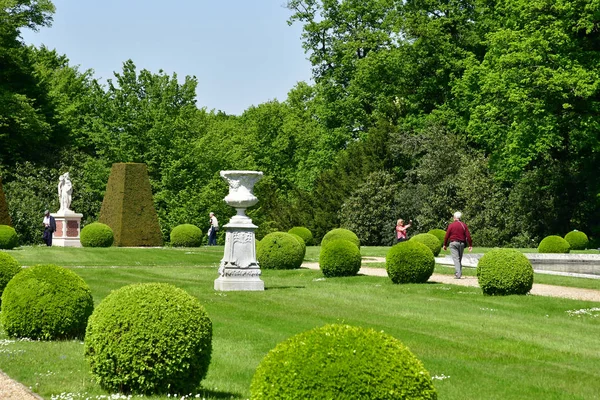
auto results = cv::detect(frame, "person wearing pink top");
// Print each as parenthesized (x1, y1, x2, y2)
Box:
(395, 218, 412, 243)
(443, 211, 473, 279)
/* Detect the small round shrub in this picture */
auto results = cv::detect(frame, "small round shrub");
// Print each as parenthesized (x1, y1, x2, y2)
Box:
(84, 283, 213, 395)
(411, 233, 442, 257)
(80, 222, 114, 247)
(257, 232, 304, 270)
(319, 239, 361, 277)
(289, 233, 307, 259)
(1, 264, 93, 340)
(0, 252, 21, 301)
(321, 228, 360, 249)
(538, 235, 570, 253)
(427, 229, 446, 245)
(564, 230, 589, 250)
(287, 226, 313, 245)
(250, 324, 437, 400)
(386, 241, 435, 284)
(477, 249, 534, 295)
(170, 224, 203, 247)
(0, 225, 18, 249)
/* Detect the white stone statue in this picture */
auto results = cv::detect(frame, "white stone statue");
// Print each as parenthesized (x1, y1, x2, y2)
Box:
(58, 172, 73, 213)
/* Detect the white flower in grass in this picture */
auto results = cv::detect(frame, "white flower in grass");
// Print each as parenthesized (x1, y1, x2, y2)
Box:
(566, 307, 600, 317)
(432, 374, 451, 380)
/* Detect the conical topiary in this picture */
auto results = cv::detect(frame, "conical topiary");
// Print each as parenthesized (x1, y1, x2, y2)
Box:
(0, 177, 11, 226)
(99, 163, 163, 247)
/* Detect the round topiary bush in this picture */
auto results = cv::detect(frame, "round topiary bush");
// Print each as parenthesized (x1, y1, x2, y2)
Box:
(80, 222, 114, 247)
(386, 241, 435, 284)
(321, 228, 360, 249)
(564, 230, 589, 250)
(170, 224, 203, 247)
(1, 264, 93, 340)
(411, 233, 442, 257)
(289, 233, 307, 259)
(84, 283, 212, 395)
(477, 249, 534, 295)
(257, 232, 304, 270)
(0, 252, 21, 301)
(427, 229, 446, 246)
(319, 239, 361, 278)
(287, 226, 314, 245)
(0, 225, 18, 250)
(250, 324, 437, 400)
(538, 235, 570, 253)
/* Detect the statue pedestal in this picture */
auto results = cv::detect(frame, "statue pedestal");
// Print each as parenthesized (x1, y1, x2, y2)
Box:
(51, 211, 83, 247)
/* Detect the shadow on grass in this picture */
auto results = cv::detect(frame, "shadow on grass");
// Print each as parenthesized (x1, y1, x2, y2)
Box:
(196, 388, 244, 399)
(266, 285, 306, 290)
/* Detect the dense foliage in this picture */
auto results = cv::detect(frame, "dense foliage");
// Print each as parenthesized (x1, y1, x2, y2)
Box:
(428, 229, 446, 245)
(0, 177, 11, 226)
(287, 226, 313, 245)
(410, 233, 442, 257)
(321, 228, 360, 248)
(170, 224, 203, 247)
(250, 324, 437, 399)
(0, 225, 18, 249)
(1, 264, 93, 340)
(319, 239, 361, 278)
(538, 235, 571, 254)
(289, 232, 307, 259)
(0, 252, 21, 300)
(80, 222, 114, 247)
(477, 249, 534, 296)
(564, 230, 589, 250)
(257, 232, 304, 270)
(386, 241, 435, 284)
(84, 283, 212, 395)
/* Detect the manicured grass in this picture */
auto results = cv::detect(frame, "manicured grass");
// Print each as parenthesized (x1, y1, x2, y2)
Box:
(1, 248, 600, 399)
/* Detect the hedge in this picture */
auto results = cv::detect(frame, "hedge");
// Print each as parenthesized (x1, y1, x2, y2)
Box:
(386, 241, 435, 284)
(0, 225, 18, 249)
(288, 227, 314, 246)
(0, 252, 21, 302)
(170, 224, 203, 247)
(257, 232, 305, 270)
(410, 233, 442, 257)
(80, 222, 114, 247)
(319, 239, 361, 277)
(477, 249, 534, 295)
(538, 235, 570, 253)
(321, 228, 360, 248)
(427, 229, 446, 246)
(564, 230, 589, 250)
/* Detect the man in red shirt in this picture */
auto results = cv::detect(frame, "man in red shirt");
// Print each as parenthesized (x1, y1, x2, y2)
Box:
(443, 211, 473, 279)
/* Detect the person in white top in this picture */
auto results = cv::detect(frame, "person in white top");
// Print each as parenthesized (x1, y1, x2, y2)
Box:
(208, 212, 219, 246)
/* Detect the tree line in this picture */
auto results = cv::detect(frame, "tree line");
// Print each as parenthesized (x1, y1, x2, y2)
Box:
(1, 0, 599, 247)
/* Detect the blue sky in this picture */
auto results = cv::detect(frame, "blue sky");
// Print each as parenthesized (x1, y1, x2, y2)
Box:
(21, 0, 313, 115)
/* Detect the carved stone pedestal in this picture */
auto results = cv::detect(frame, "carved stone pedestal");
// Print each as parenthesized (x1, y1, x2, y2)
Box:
(52, 211, 83, 247)
(214, 170, 264, 291)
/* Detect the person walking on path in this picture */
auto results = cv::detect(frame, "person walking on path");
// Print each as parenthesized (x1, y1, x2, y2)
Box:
(42, 210, 56, 246)
(395, 219, 412, 243)
(208, 212, 219, 246)
(443, 211, 473, 279)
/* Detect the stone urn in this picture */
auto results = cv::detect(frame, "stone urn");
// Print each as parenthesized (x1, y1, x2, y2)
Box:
(214, 171, 264, 291)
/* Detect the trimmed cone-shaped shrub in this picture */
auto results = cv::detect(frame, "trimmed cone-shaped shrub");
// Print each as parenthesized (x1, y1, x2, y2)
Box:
(80, 222, 114, 247)
(477, 249, 534, 295)
(250, 324, 437, 400)
(289, 233, 307, 259)
(0, 225, 18, 249)
(0, 252, 21, 301)
(564, 230, 589, 250)
(411, 233, 442, 257)
(170, 224, 203, 247)
(257, 232, 304, 270)
(427, 229, 446, 246)
(1, 264, 93, 340)
(84, 283, 212, 395)
(386, 241, 435, 284)
(0, 176, 11, 226)
(321, 228, 360, 249)
(538, 235, 570, 253)
(319, 239, 361, 277)
(287, 227, 313, 245)
(99, 163, 163, 247)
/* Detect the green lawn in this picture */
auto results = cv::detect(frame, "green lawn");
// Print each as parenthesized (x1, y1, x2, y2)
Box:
(1, 247, 599, 399)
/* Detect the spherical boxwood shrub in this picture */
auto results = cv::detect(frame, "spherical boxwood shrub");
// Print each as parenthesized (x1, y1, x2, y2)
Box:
(288, 226, 314, 245)
(0, 252, 21, 301)
(477, 249, 534, 296)
(319, 239, 361, 277)
(289, 233, 307, 259)
(257, 232, 304, 270)
(170, 223, 203, 247)
(538, 235, 570, 253)
(84, 283, 212, 395)
(80, 222, 114, 247)
(321, 228, 360, 249)
(1, 264, 93, 340)
(427, 229, 446, 246)
(0, 225, 18, 250)
(411, 233, 442, 257)
(386, 241, 435, 284)
(250, 324, 437, 400)
(564, 230, 589, 250)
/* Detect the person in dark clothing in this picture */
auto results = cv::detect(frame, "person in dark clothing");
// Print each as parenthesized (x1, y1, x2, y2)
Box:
(42, 210, 56, 246)
(443, 211, 473, 279)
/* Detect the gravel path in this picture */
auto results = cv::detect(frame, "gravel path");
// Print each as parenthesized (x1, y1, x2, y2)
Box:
(0, 370, 42, 400)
